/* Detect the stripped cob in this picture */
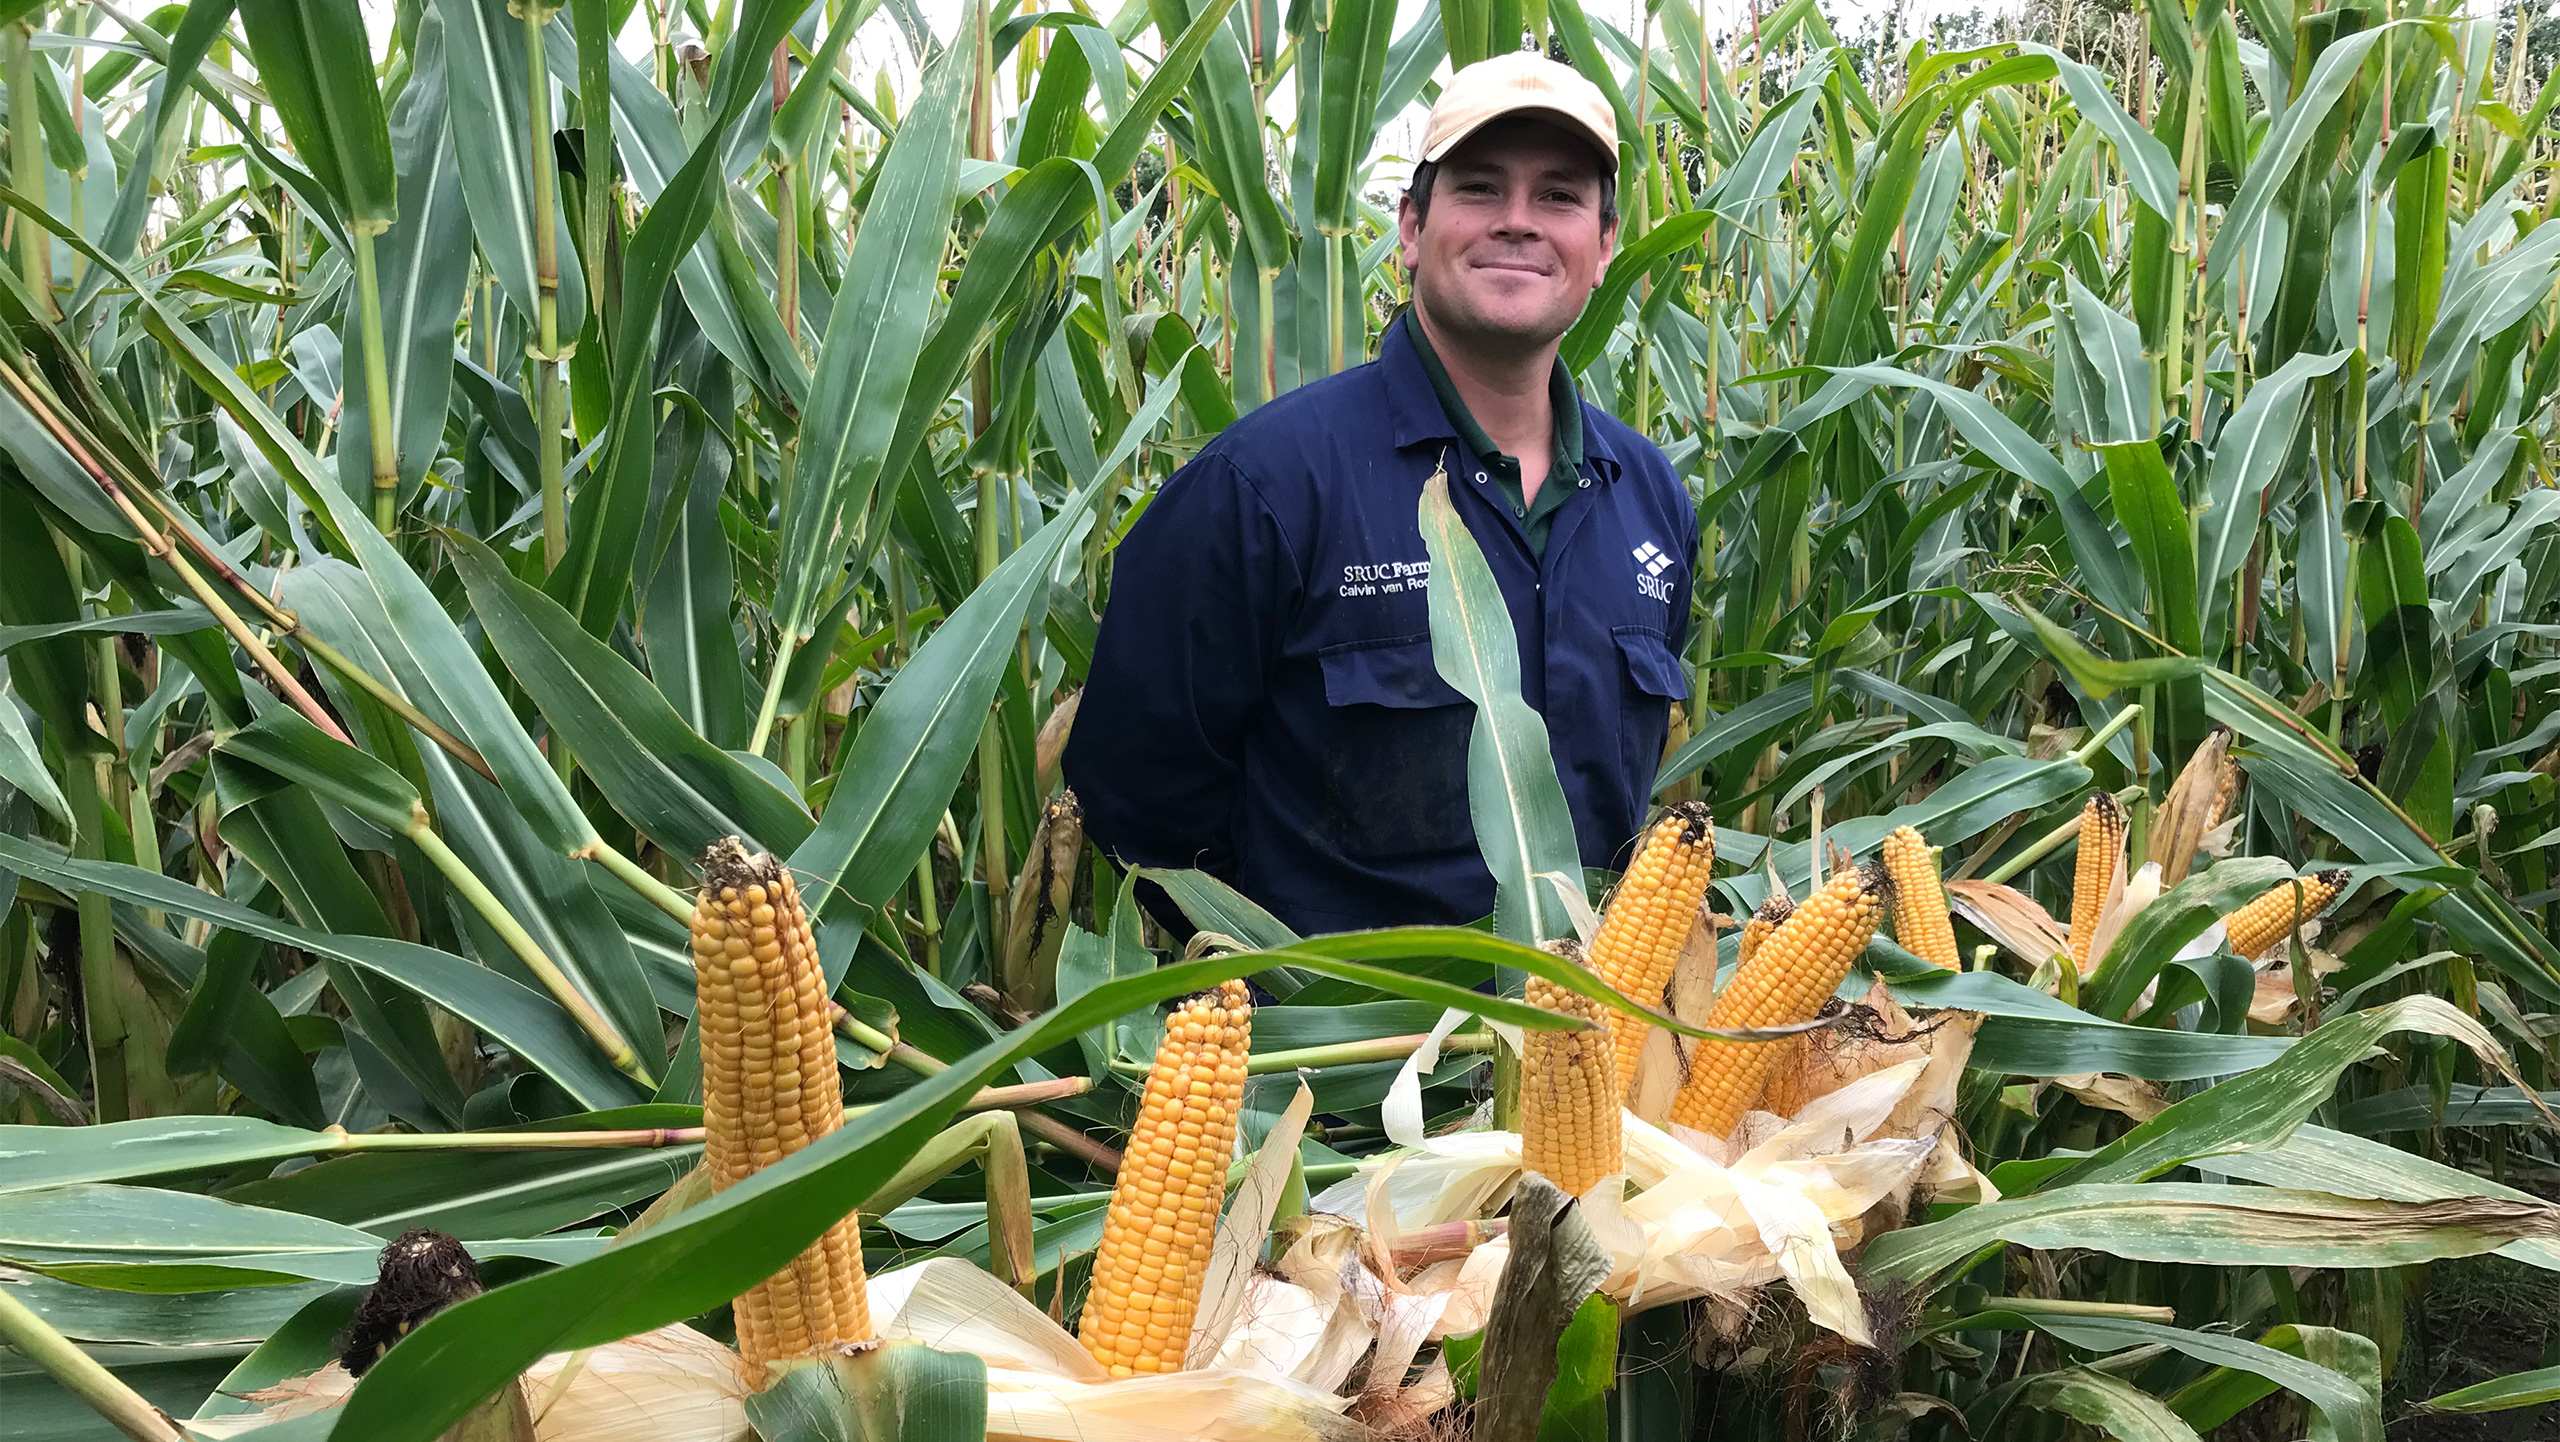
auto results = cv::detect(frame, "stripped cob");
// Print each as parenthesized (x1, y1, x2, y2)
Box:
(1519, 941, 1621, 1198)
(1590, 803, 1716, 1093)
(1882, 826, 1960, 970)
(1667, 864, 1890, 1138)
(2222, 869, 2350, 959)
(1079, 980, 1253, 1377)
(2067, 793, 2124, 973)
(693, 838, 869, 1383)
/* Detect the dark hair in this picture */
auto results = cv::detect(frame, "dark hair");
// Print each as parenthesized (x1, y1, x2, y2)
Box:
(1405, 152, 1619, 234)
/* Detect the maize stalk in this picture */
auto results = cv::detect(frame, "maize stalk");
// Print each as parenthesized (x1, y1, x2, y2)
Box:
(2222, 869, 2350, 959)
(2067, 793, 2124, 973)
(1589, 803, 1716, 1094)
(1882, 826, 1959, 970)
(1079, 979, 1253, 1377)
(693, 838, 871, 1384)
(1519, 940, 1621, 1198)
(1667, 864, 1889, 1138)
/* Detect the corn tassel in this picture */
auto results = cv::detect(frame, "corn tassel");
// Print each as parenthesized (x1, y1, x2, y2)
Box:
(1589, 803, 1716, 1093)
(1668, 864, 1889, 1138)
(693, 838, 870, 1384)
(1079, 980, 1253, 1377)
(2222, 869, 2350, 959)
(1882, 826, 1959, 970)
(2067, 793, 2124, 973)
(1519, 941, 1621, 1198)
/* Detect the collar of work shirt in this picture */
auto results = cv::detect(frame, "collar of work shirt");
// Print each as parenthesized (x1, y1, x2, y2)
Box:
(1400, 307, 1590, 561)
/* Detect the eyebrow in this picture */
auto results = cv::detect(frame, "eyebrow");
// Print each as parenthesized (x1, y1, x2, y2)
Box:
(1442, 161, 1596, 188)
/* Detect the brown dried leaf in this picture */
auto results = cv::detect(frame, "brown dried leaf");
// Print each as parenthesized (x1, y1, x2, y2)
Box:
(2050, 1072, 2168, 1122)
(1945, 879, 2070, 971)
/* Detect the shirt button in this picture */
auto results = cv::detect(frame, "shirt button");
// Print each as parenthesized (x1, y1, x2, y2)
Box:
(1578, 478, 1590, 488)
(1475, 471, 1488, 484)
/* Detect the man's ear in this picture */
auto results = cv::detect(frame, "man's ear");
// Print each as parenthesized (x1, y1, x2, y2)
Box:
(1396, 190, 1423, 272)
(1592, 219, 1618, 287)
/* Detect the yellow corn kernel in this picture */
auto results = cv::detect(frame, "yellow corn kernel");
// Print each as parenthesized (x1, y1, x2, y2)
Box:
(1882, 826, 1959, 971)
(2068, 794, 2124, 973)
(2221, 869, 2349, 959)
(1589, 803, 1716, 1094)
(2209, 764, 2240, 832)
(1736, 893, 1795, 969)
(1667, 864, 1889, 1138)
(694, 838, 870, 1384)
(1078, 980, 1253, 1378)
(1520, 942, 1621, 1198)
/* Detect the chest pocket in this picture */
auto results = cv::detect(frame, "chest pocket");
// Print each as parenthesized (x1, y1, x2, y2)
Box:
(1612, 626, 1687, 700)
(1314, 636, 1473, 860)
(1611, 625, 1686, 801)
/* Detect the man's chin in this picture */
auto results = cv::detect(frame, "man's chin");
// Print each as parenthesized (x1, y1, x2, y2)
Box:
(1436, 309, 1575, 351)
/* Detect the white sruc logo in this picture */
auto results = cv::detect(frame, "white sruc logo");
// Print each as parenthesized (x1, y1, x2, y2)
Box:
(1632, 542, 1675, 601)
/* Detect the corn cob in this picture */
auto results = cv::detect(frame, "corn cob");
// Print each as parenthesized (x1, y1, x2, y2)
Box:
(1732, 894, 1799, 1117)
(1882, 826, 1960, 970)
(1590, 803, 1716, 1094)
(2207, 758, 2241, 833)
(2067, 793, 2124, 973)
(1668, 864, 1889, 1138)
(1736, 893, 1795, 968)
(1079, 980, 1253, 1377)
(2222, 869, 2350, 959)
(693, 838, 869, 1383)
(1519, 941, 1621, 1198)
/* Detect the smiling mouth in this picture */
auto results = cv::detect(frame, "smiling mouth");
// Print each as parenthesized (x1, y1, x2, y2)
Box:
(1472, 259, 1552, 276)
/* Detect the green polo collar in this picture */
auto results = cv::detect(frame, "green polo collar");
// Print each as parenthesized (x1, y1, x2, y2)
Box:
(1402, 309, 1584, 557)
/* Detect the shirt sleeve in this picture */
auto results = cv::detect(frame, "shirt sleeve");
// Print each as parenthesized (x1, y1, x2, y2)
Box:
(1063, 451, 1302, 883)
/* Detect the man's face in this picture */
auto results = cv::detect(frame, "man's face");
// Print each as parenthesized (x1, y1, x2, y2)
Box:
(1398, 116, 1616, 350)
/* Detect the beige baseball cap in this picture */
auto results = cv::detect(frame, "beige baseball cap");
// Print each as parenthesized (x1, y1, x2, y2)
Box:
(1420, 52, 1620, 171)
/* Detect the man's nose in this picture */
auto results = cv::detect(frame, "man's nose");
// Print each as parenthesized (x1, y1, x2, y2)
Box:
(1489, 190, 1541, 237)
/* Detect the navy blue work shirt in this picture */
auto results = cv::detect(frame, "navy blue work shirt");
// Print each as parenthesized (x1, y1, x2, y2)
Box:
(1063, 318, 1696, 936)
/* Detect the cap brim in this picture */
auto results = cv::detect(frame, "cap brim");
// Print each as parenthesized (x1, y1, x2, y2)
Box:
(1422, 105, 1618, 171)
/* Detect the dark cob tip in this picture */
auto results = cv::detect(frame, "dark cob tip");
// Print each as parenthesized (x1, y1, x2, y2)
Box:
(340, 1229, 481, 1377)
(1667, 800, 1714, 846)
(698, 834, 786, 894)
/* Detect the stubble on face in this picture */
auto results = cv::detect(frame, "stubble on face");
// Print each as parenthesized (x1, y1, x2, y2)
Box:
(1399, 117, 1616, 354)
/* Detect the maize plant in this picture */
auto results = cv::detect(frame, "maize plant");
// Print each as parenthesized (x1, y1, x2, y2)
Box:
(0, 0, 2556, 1438)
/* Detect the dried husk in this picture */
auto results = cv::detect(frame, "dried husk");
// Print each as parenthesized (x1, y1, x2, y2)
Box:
(1944, 879, 2071, 972)
(1315, 1008, 1992, 1352)
(191, 1325, 752, 1442)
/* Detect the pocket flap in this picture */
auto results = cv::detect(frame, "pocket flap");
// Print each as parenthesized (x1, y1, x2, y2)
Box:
(1613, 626, 1688, 700)
(1319, 635, 1467, 709)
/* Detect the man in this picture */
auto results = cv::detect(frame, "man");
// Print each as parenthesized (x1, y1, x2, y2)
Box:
(1064, 51, 1696, 935)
